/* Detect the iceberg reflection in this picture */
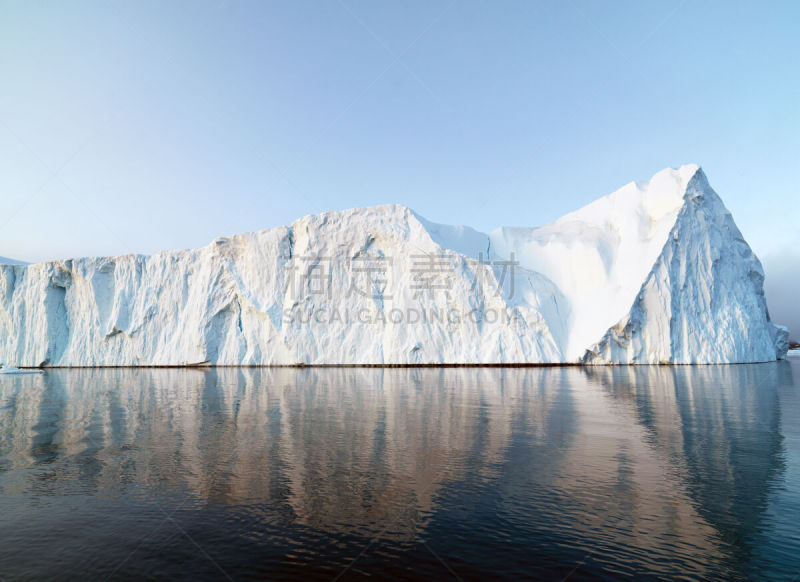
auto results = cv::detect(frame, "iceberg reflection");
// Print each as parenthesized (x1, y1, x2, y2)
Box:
(0, 363, 794, 579)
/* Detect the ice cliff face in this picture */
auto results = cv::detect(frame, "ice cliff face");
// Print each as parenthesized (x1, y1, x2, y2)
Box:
(0, 165, 789, 366)
(581, 170, 789, 364)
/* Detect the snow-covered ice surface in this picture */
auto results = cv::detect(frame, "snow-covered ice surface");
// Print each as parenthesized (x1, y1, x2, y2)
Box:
(0, 165, 789, 366)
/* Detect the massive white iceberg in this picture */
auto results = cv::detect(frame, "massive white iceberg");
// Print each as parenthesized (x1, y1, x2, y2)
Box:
(0, 164, 789, 366)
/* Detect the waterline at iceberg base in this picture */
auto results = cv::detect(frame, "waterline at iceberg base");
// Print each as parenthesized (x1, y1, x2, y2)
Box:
(0, 164, 789, 366)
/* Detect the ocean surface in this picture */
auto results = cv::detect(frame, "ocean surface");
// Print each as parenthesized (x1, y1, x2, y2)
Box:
(1, 359, 799, 581)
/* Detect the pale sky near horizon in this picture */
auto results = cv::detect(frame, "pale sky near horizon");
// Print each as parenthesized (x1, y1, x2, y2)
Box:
(1, 0, 799, 334)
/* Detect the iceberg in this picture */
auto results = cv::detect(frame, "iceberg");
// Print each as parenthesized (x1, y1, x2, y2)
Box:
(0, 164, 789, 366)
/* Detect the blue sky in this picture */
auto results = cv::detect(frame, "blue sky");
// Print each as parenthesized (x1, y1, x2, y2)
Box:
(1, 1, 798, 273)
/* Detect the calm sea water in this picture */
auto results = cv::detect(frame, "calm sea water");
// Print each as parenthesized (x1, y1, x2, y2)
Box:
(1, 360, 799, 581)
